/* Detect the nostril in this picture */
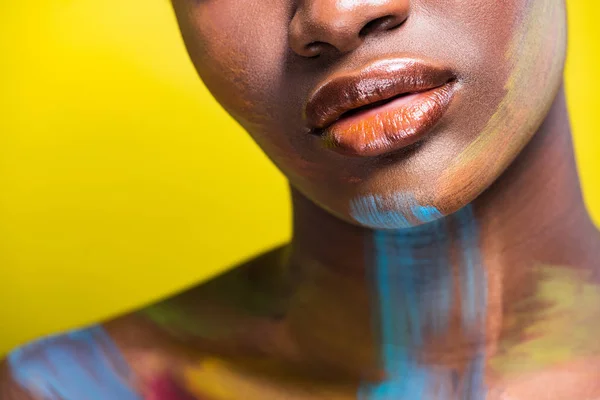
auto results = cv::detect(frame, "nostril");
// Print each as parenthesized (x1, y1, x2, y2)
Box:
(359, 15, 404, 38)
(304, 41, 329, 58)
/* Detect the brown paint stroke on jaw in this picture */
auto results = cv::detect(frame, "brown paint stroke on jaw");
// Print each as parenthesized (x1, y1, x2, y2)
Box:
(435, 0, 566, 205)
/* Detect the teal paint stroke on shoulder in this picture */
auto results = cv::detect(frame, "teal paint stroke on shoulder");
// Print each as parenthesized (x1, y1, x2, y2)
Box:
(8, 325, 141, 400)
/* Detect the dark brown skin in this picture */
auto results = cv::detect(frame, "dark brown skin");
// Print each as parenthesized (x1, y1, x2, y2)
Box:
(2, 0, 600, 399)
(171, 0, 565, 222)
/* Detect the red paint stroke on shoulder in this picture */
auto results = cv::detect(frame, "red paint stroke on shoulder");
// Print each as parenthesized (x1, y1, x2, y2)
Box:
(146, 374, 201, 400)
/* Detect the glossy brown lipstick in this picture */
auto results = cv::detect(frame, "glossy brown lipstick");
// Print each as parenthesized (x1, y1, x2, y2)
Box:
(305, 58, 457, 157)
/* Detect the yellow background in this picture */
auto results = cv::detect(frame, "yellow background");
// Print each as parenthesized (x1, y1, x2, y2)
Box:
(0, 1, 598, 356)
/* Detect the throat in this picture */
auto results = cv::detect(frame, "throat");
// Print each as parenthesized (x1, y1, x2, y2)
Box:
(285, 203, 493, 397)
(361, 205, 489, 398)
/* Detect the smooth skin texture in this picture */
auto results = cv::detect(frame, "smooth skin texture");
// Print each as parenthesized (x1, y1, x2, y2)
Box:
(2, 0, 600, 399)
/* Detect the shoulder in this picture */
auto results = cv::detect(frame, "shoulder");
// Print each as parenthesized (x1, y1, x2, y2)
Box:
(0, 325, 142, 400)
(0, 359, 34, 400)
(0, 246, 290, 399)
(138, 246, 291, 340)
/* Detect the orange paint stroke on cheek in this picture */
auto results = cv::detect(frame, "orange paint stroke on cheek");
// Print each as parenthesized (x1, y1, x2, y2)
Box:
(436, 0, 566, 201)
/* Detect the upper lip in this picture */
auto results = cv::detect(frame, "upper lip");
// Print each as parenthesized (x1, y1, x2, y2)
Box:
(304, 58, 456, 132)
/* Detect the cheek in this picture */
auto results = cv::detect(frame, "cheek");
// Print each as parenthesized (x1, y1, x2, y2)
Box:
(434, 0, 566, 204)
(178, 1, 290, 131)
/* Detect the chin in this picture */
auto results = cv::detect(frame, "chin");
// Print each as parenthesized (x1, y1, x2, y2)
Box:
(346, 189, 445, 230)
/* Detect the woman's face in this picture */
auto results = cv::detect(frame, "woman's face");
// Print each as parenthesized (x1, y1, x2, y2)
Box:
(172, 0, 566, 229)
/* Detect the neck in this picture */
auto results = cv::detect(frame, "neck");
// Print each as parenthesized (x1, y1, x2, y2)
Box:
(283, 84, 600, 388)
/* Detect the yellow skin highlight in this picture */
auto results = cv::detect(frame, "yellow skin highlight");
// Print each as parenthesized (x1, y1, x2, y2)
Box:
(436, 0, 567, 201)
(490, 265, 600, 376)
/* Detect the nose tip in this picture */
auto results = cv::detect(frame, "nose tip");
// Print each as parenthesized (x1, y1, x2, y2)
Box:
(289, 0, 410, 58)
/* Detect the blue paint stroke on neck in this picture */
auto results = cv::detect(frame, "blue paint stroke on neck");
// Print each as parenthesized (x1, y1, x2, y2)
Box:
(8, 325, 141, 400)
(457, 206, 488, 399)
(457, 205, 488, 332)
(359, 204, 488, 400)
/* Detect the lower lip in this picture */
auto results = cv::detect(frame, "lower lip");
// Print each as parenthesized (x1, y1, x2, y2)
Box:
(318, 83, 456, 157)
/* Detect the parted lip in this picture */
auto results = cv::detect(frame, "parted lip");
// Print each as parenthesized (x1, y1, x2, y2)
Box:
(304, 58, 456, 132)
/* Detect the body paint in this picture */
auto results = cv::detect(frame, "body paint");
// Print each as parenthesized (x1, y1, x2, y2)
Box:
(437, 0, 566, 201)
(146, 374, 199, 400)
(490, 265, 600, 376)
(142, 302, 208, 339)
(350, 192, 443, 229)
(359, 204, 488, 400)
(8, 325, 141, 400)
(457, 205, 487, 334)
